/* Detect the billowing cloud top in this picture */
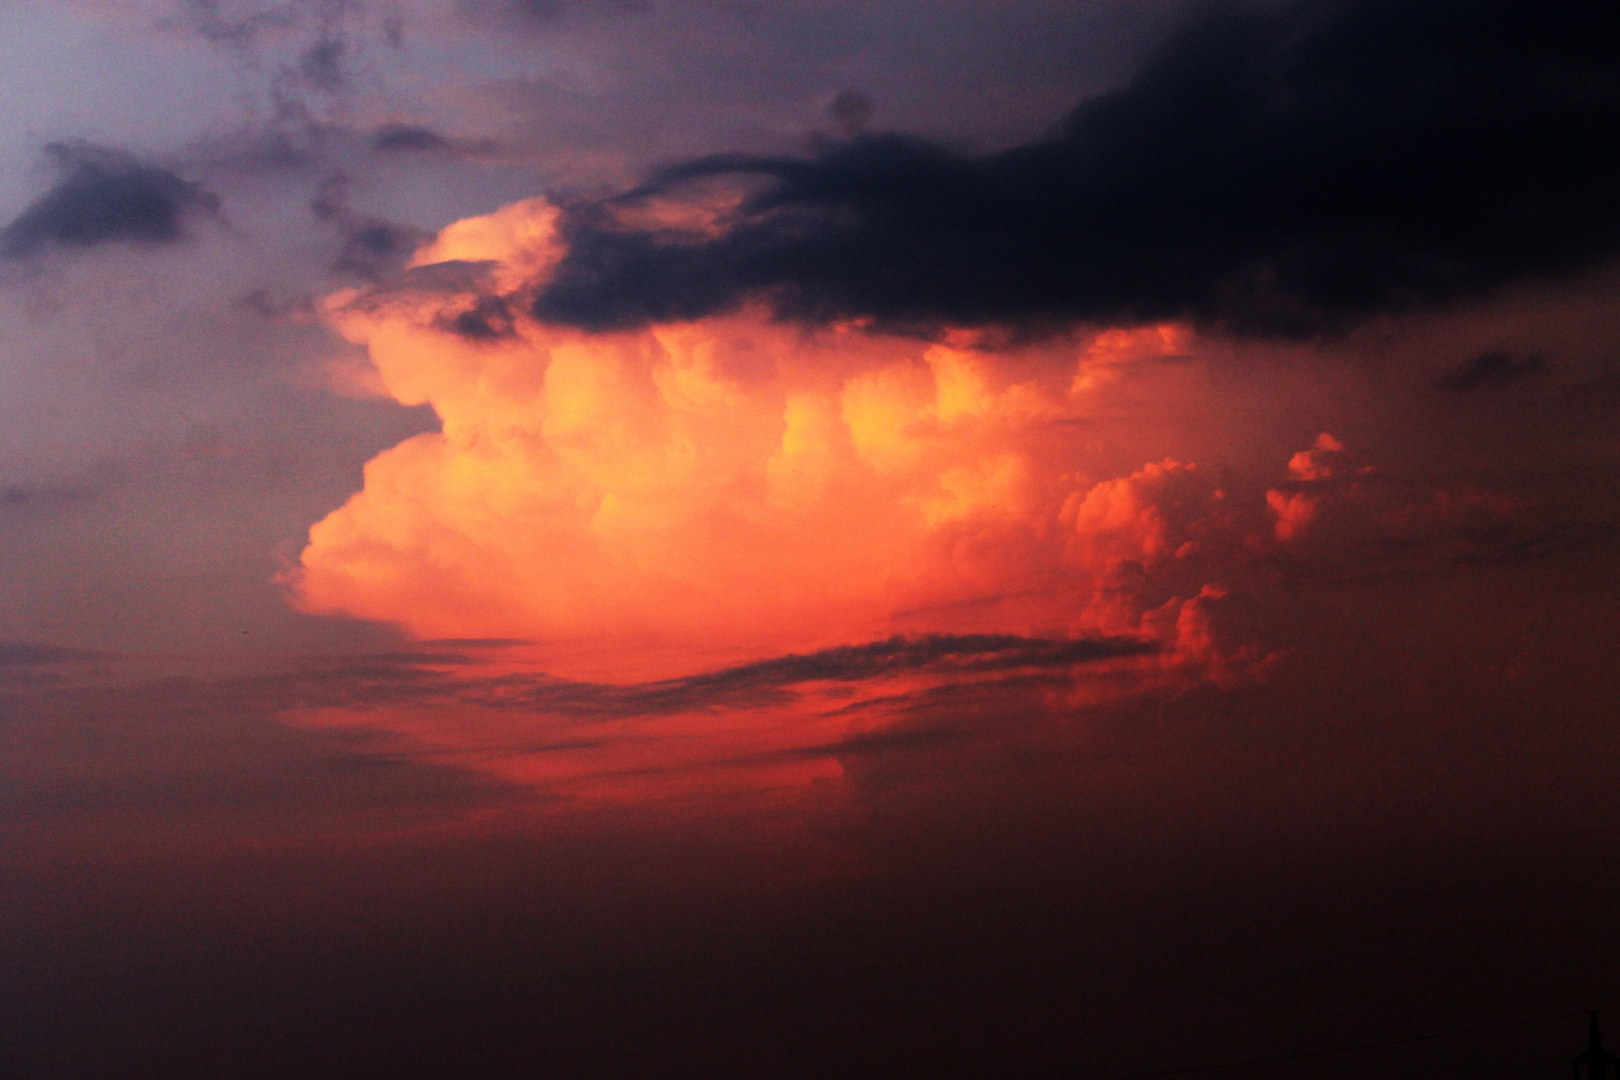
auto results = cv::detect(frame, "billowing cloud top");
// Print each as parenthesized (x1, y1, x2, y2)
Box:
(291, 196, 1280, 678)
(286, 179, 1586, 686)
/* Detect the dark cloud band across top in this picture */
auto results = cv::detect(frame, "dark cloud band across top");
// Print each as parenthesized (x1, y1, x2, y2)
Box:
(1, 144, 219, 259)
(531, 0, 1620, 336)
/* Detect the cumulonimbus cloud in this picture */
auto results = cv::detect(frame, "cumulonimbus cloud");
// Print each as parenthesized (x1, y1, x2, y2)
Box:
(288, 140, 1589, 686)
(289, 199, 1261, 679)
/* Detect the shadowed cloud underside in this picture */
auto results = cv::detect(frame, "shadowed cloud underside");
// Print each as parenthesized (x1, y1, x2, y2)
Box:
(532, 0, 1620, 336)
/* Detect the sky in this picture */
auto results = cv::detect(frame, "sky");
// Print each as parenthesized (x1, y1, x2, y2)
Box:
(2, 1, 1620, 1077)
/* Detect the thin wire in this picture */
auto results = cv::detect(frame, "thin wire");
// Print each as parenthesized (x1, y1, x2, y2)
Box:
(1102, 1008, 1591, 1080)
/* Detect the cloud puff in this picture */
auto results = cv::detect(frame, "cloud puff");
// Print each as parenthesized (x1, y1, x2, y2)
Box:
(1440, 350, 1549, 393)
(1265, 433, 1344, 540)
(0, 144, 220, 259)
(1254, 432, 1606, 585)
(529, 0, 1620, 336)
(371, 124, 451, 153)
(1064, 458, 1238, 634)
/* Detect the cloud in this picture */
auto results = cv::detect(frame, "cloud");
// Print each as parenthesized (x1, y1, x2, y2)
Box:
(0, 632, 1140, 728)
(1253, 431, 1620, 588)
(685, 632, 1150, 686)
(297, 33, 347, 92)
(1440, 349, 1549, 392)
(0, 483, 94, 510)
(0, 144, 220, 259)
(0, 657, 515, 832)
(291, 197, 1612, 688)
(162, 0, 299, 49)
(0, 642, 108, 667)
(529, 0, 1620, 336)
(293, 205, 1130, 671)
(490, 632, 1158, 718)
(295, 254, 1185, 673)
(826, 90, 874, 137)
(311, 172, 431, 280)
(284, 628, 1176, 808)
(371, 124, 451, 153)
(1265, 433, 1344, 540)
(368, 123, 502, 159)
(158, 0, 396, 140)
(0, 627, 1164, 824)
(459, 0, 654, 33)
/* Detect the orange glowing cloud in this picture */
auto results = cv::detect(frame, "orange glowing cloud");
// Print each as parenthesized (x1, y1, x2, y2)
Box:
(1266, 432, 1345, 540)
(289, 198, 1268, 680)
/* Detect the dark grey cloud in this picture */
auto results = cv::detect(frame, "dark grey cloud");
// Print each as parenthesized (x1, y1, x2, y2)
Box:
(335, 221, 424, 279)
(826, 90, 874, 137)
(674, 632, 1151, 691)
(0, 642, 108, 667)
(435, 294, 518, 340)
(0, 483, 93, 510)
(297, 35, 348, 93)
(1441, 349, 1550, 392)
(0, 144, 220, 259)
(460, 0, 653, 32)
(163, 0, 367, 55)
(311, 172, 430, 280)
(161, 1, 386, 143)
(162, 0, 299, 49)
(420, 638, 535, 649)
(369, 124, 501, 158)
(371, 124, 451, 153)
(531, 0, 1620, 337)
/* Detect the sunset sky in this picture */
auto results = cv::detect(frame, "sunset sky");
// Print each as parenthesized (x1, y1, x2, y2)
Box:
(3, 2, 1620, 1077)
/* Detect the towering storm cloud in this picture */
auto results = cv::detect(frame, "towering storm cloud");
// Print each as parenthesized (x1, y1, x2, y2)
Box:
(289, 194, 1600, 685)
(6, 4, 1620, 1078)
(533, 0, 1620, 335)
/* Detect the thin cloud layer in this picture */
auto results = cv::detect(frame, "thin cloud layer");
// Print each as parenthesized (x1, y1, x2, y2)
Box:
(531, 0, 1620, 336)
(0, 628, 1162, 832)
